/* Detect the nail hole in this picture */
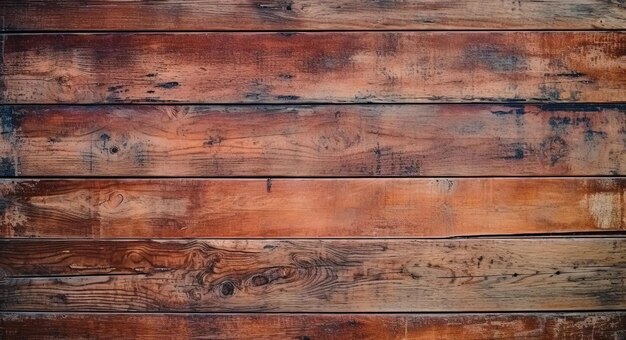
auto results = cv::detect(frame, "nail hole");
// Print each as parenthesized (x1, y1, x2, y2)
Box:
(110, 146, 119, 154)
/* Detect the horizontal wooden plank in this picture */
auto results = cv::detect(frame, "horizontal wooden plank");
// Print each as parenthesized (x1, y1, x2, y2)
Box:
(2, 1, 625, 31)
(2, 32, 625, 104)
(1, 104, 624, 176)
(1, 238, 625, 311)
(1, 178, 623, 238)
(1, 313, 625, 339)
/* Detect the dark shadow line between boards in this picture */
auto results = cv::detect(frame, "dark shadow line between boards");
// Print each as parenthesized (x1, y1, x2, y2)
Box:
(3, 102, 626, 106)
(1, 310, 626, 315)
(0, 175, 623, 179)
(4, 232, 626, 241)
(2, 29, 626, 34)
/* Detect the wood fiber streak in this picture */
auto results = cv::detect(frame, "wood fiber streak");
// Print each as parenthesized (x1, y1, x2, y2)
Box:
(0, 178, 623, 238)
(2, 32, 625, 104)
(1, 313, 626, 339)
(0, 104, 624, 176)
(1, 0, 625, 30)
(0, 239, 625, 312)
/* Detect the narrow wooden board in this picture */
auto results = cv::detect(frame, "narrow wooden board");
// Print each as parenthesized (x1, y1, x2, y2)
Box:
(1, 178, 623, 238)
(1, 104, 624, 176)
(2, 32, 625, 104)
(1, 238, 625, 311)
(2, 313, 625, 339)
(2, 0, 625, 30)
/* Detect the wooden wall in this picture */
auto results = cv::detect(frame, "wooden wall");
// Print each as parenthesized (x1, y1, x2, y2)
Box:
(0, 1, 625, 339)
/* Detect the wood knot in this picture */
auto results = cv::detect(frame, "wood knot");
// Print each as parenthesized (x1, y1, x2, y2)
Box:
(100, 192, 124, 209)
(220, 281, 235, 297)
(251, 274, 269, 286)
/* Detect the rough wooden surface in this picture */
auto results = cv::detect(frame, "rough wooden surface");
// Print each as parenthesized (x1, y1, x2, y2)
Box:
(1, 178, 623, 238)
(2, 32, 625, 104)
(2, 0, 625, 30)
(1, 238, 625, 312)
(1, 104, 624, 177)
(1, 313, 625, 339)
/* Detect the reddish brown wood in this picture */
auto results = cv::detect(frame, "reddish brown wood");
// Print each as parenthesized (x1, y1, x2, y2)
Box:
(1, 313, 625, 339)
(1, 104, 624, 176)
(2, 0, 625, 30)
(1, 238, 625, 312)
(2, 32, 624, 103)
(0, 178, 623, 238)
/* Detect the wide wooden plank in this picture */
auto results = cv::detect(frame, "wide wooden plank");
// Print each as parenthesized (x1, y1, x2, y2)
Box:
(2, 0, 625, 31)
(2, 32, 625, 104)
(1, 238, 624, 311)
(2, 313, 625, 339)
(1, 104, 624, 176)
(1, 178, 623, 238)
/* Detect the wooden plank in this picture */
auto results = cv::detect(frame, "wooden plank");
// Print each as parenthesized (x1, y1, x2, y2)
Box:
(1, 104, 624, 177)
(1, 178, 623, 238)
(2, 1, 625, 31)
(1, 238, 625, 311)
(1, 313, 625, 339)
(2, 32, 625, 104)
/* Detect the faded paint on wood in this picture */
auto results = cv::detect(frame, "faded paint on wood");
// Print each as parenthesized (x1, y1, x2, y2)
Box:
(2, 32, 625, 104)
(1, 313, 625, 339)
(1, 238, 624, 311)
(1, 0, 625, 30)
(0, 104, 624, 176)
(0, 178, 623, 238)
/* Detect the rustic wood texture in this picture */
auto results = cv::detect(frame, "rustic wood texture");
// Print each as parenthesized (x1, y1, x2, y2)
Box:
(1, 104, 624, 177)
(1, 178, 623, 238)
(2, 313, 625, 339)
(2, 32, 625, 104)
(1, 238, 625, 312)
(2, 0, 625, 31)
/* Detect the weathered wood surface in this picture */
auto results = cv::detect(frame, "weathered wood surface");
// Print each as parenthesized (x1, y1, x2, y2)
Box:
(2, 0, 625, 31)
(1, 238, 625, 311)
(1, 178, 623, 238)
(1, 104, 624, 177)
(1, 313, 625, 340)
(2, 32, 625, 104)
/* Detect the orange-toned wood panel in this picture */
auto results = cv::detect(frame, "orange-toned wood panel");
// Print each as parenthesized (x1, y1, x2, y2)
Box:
(2, 32, 625, 104)
(2, 0, 624, 30)
(1, 313, 625, 339)
(1, 238, 625, 311)
(0, 178, 623, 238)
(1, 104, 624, 176)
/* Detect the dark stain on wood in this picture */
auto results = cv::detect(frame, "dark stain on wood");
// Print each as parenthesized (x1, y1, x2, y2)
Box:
(0, 158, 15, 176)
(156, 82, 180, 89)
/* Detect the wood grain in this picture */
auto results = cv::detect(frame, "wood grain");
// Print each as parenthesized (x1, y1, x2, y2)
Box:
(1, 238, 625, 312)
(1, 178, 623, 238)
(2, 313, 625, 339)
(1, 104, 624, 176)
(2, 32, 625, 104)
(2, 0, 625, 30)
